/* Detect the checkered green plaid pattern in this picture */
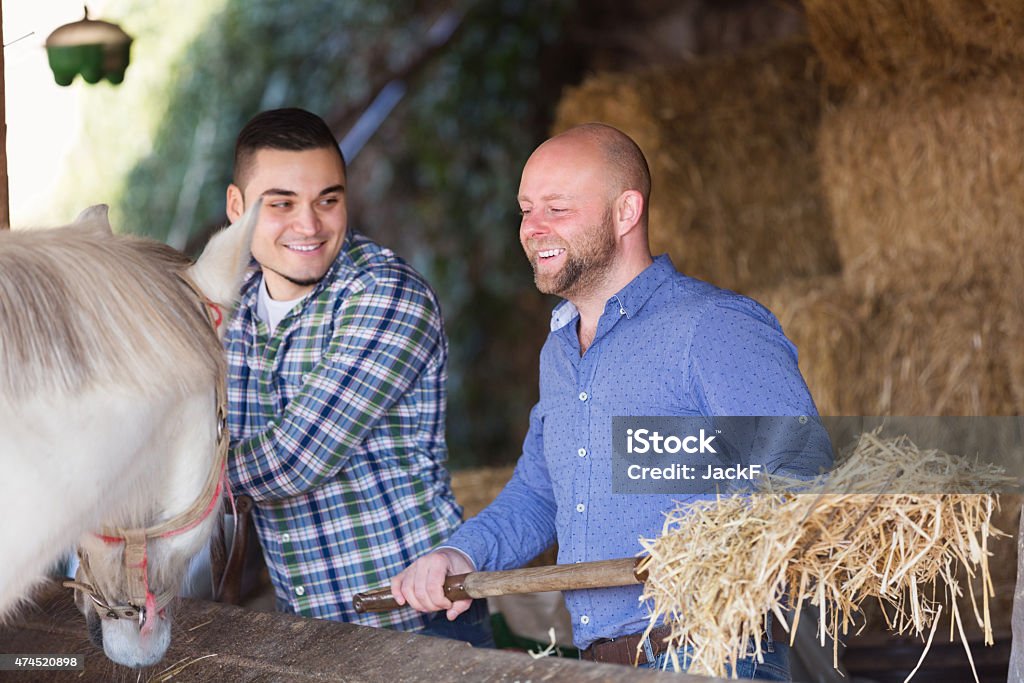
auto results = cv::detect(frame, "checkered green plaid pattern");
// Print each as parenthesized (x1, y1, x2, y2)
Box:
(224, 231, 462, 630)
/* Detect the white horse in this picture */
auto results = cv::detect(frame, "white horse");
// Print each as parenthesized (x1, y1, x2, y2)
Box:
(0, 203, 256, 667)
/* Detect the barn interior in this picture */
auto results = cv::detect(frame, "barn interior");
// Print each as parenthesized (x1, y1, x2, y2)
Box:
(1, 1, 1021, 681)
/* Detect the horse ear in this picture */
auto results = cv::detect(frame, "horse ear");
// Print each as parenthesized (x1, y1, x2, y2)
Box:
(72, 204, 113, 234)
(186, 199, 260, 309)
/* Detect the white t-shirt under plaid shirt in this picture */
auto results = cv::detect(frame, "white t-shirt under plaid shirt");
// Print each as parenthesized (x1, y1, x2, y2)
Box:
(224, 230, 462, 630)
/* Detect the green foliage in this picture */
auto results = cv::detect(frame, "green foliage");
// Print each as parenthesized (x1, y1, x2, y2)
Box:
(107, 0, 573, 467)
(47, 0, 226, 227)
(363, 0, 572, 467)
(116, 0, 428, 246)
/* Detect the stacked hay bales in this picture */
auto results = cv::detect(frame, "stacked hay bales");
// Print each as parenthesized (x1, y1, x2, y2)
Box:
(770, 273, 1023, 417)
(803, 0, 1024, 649)
(1005, 259, 1024, 410)
(855, 279, 1019, 416)
(818, 74, 1024, 297)
(553, 35, 1023, 419)
(929, 0, 1024, 63)
(554, 23, 1023, 419)
(802, 0, 1024, 418)
(552, 0, 1022, 657)
(804, 0, 1024, 86)
(749, 275, 1018, 417)
(554, 40, 840, 293)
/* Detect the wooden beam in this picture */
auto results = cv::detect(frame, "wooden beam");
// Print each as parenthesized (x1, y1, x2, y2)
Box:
(1010, 503, 1023, 683)
(1, 582, 709, 682)
(0, 0, 9, 229)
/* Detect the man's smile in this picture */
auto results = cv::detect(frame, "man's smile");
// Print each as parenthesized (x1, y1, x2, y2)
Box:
(285, 242, 325, 253)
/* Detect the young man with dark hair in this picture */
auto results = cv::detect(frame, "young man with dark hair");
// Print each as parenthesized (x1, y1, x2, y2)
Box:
(223, 108, 491, 645)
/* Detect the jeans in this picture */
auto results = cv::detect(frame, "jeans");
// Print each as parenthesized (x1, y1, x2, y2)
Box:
(644, 617, 791, 681)
(419, 599, 495, 648)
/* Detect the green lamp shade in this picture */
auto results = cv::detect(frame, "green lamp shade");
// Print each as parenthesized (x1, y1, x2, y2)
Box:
(45, 13, 133, 86)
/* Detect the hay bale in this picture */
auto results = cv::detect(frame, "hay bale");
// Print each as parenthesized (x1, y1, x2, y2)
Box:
(818, 71, 1024, 297)
(929, 0, 1024, 63)
(751, 273, 1023, 416)
(748, 275, 863, 416)
(450, 465, 515, 520)
(803, 0, 946, 87)
(804, 0, 1024, 87)
(552, 73, 663, 163)
(851, 278, 1022, 416)
(1001, 260, 1024, 412)
(554, 40, 840, 293)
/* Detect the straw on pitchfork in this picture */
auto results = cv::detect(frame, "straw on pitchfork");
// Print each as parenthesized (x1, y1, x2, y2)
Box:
(637, 430, 1015, 681)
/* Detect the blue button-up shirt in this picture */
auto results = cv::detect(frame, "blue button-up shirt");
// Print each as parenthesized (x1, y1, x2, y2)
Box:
(446, 255, 830, 649)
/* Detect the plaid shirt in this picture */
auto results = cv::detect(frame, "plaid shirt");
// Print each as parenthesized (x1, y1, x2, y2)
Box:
(224, 230, 461, 630)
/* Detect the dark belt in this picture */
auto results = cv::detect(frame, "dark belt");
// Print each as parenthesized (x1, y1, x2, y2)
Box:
(580, 618, 787, 667)
(580, 624, 673, 666)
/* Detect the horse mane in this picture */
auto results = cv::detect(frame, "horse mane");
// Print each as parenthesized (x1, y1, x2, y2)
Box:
(0, 225, 224, 399)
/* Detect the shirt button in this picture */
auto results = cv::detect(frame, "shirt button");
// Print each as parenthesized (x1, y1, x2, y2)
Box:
(580, 615, 590, 625)
(294, 586, 305, 596)
(576, 503, 585, 513)
(619, 307, 626, 315)
(799, 415, 808, 424)
(281, 533, 290, 542)
(578, 391, 589, 401)
(577, 447, 587, 457)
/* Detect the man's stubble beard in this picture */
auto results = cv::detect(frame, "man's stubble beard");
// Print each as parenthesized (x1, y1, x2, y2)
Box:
(262, 263, 325, 290)
(532, 210, 616, 299)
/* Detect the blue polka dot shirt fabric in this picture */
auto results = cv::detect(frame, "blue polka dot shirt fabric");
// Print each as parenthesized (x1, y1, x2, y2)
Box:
(447, 255, 827, 649)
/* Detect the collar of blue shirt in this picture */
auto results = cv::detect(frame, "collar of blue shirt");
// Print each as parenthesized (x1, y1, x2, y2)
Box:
(549, 254, 677, 332)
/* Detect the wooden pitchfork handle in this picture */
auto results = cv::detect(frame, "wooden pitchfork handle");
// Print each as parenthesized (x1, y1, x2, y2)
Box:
(354, 557, 648, 613)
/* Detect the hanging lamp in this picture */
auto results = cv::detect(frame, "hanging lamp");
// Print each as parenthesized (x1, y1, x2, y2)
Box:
(45, 6, 132, 86)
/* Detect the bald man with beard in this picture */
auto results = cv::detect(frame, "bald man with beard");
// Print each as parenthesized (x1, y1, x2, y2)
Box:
(391, 124, 831, 679)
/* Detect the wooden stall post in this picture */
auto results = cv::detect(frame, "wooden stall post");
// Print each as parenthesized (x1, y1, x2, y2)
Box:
(0, 0, 10, 230)
(1011, 504, 1023, 683)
